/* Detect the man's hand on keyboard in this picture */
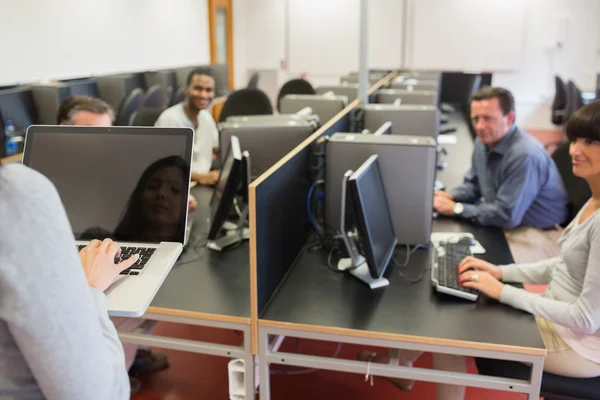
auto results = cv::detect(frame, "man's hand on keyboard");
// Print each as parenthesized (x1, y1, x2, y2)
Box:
(458, 256, 503, 280)
(79, 239, 140, 291)
(458, 270, 504, 300)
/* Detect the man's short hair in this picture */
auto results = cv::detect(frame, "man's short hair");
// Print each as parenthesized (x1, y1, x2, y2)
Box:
(470, 86, 515, 116)
(185, 67, 214, 87)
(57, 95, 114, 124)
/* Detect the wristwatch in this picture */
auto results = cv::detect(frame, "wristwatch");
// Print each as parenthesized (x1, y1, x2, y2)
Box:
(453, 202, 464, 216)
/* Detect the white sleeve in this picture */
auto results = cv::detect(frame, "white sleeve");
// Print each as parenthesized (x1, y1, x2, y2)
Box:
(0, 166, 129, 400)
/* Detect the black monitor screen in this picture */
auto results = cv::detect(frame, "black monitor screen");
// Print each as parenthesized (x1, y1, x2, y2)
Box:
(349, 155, 397, 279)
(208, 135, 242, 240)
(22, 126, 193, 243)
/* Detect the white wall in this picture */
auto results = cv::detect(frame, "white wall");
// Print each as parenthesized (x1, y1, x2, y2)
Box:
(0, 0, 211, 85)
(232, 0, 599, 130)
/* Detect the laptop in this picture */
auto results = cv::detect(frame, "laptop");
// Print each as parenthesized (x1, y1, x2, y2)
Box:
(22, 125, 195, 317)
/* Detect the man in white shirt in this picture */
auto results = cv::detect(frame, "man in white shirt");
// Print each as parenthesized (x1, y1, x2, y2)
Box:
(155, 67, 220, 186)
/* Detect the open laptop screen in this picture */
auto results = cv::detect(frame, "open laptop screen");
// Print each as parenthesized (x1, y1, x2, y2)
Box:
(23, 126, 194, 244)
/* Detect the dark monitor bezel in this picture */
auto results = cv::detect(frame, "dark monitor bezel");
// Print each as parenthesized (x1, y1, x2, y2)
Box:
(207, 135, 243, 240)
(348, 155, 397, 279)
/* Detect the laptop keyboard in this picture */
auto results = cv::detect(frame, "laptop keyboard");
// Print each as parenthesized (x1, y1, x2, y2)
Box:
(76, 245, 156, 276)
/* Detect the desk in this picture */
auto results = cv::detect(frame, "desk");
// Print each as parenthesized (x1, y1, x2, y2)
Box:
(256, 114, 546, 399)
(117, 186, 255, 399)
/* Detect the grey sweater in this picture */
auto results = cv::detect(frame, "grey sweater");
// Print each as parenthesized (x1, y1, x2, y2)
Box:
(0, 164, 129, 399)
(500, 199, 600, 360)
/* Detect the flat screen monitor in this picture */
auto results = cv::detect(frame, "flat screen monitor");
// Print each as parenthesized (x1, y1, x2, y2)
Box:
(348, 155, 397, 280)
(208, 135, 243, 241)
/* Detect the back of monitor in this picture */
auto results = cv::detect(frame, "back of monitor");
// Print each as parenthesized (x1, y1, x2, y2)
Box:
(363, 104, 439, 139)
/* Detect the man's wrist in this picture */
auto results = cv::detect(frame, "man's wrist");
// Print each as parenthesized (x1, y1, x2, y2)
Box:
(453, 202, 464, 216)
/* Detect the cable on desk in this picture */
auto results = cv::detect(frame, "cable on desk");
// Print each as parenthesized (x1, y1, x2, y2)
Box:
(307, 180, 325, 238)
(393, 243, 431, 283)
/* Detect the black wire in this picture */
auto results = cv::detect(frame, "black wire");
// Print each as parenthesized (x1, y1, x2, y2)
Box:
(392, 243, 430, 283)
(326, 243, 344, 273)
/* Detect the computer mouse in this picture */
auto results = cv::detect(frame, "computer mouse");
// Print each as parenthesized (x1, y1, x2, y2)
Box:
(457, 236, 476, 247)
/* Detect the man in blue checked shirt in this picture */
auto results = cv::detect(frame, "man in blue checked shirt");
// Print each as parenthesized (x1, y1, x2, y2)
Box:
(434, 87, 569, 263)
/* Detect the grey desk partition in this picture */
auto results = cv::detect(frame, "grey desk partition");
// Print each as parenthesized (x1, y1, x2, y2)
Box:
(375, 89, 438, 106)
(325, 133, 436, 245)
(280, 94, 347, 124)
(363, 104, 439, 139)
(341, 76, 382, 85)
(398, 70, 442, 81)
(316, 85, 359, 101)
(31, 79, 98, 124)
(218, 118, 316, 179)
(391, 78, 439, 91)
(209, 63, 230, 97)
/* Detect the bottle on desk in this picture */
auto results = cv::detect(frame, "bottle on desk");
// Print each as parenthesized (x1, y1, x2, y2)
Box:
(4, 120, 17, 156)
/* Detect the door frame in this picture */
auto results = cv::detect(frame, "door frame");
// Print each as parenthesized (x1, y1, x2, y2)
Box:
(208, 0, 234, 88)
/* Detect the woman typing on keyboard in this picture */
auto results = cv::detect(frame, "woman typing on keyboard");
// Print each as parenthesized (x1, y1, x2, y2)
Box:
(459, 100, 600, 380)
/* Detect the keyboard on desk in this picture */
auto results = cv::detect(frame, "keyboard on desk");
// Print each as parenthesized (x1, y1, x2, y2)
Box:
(76, 244, 156, 276)
(430, 241, 479, 301)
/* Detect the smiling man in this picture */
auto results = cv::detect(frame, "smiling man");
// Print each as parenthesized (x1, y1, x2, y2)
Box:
(154, 67, 220, 186)
(434, 87, 569, 262)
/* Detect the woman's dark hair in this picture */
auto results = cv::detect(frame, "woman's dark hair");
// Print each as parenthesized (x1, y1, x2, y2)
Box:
(114, 155, 190, 242)
(566, 99, 600, 142)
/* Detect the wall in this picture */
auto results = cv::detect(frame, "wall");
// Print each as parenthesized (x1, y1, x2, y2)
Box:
(232, 0, 599, 130)
(0, 0, 211, 86)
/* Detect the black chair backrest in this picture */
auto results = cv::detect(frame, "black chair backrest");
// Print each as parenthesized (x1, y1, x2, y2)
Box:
(566, 80, 584, 121)
(551, 76, 568, 125)
(129, 107, 162, 126)
(142, 85, 167, 110)
(116, 88, 144, 126)
(552, 141, 591, 226)
(172, 86, 185, 106)
(276, 79, 316, 112)
(247, 73, 260, 89)
(218, 88, 273, 123)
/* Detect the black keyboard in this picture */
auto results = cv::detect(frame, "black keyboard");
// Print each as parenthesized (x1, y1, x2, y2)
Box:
(76, 244, 156, 276)
(431, 242, 479, 301)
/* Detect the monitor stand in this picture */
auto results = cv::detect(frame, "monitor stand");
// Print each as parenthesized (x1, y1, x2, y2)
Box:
(338, 256, 390, 289)
(207, 206, 250, 251)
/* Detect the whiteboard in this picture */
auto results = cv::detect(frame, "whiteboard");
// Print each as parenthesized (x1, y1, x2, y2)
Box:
(288, 0, 404, 75)
(407, 0, 526, 72)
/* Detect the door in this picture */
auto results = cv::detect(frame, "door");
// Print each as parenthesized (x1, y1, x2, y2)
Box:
(208, 0, 234, 88)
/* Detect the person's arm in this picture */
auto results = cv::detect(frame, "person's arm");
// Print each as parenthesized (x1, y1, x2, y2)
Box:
(457, 154, 542, 229)
(500, 227, 600, 334)
(450, 166, 481, 203)
(0, 166, 129, 400)
(499, 256, 563, 284)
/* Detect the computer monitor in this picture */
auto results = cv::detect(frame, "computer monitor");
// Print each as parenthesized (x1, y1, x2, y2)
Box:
(338, 154, 397, 289)
(207, 135, 250, 251)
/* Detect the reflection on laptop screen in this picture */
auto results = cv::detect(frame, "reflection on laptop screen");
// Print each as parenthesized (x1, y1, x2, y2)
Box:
(24, 127, 193, 243)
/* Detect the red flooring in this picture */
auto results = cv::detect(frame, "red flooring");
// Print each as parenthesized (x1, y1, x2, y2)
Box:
(132, 127, 558, 400)
(131, 322, 538, 400)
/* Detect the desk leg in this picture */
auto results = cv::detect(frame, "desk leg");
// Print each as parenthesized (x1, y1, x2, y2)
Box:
(527, 355, 544, 400)
(243, 326, 257, 400)
(258, 328, 271, 400)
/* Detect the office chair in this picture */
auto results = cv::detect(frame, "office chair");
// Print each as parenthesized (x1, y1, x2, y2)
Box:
(172, 86, 185, 106)
(247, 73, 260, 89)
(551, 76, 568, 126)
(115, 88, 144, 126)
(276, 79, 316, 112)
(566, 80, 584, 121)
(475, 357, 600, 400)
(129, 107, 162, 126)
(218, 88, 273, 123)
(142, 85, 167, 110)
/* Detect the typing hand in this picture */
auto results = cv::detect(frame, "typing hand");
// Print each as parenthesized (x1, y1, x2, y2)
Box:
(458, 270, 504, 300)
(433, 196, 456, 216)
(458, 256, 502, 280)
(79, 239, 139, 291)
